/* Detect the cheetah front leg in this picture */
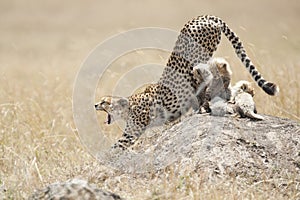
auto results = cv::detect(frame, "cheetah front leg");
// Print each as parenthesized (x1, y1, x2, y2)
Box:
(112, 114, 148, 150)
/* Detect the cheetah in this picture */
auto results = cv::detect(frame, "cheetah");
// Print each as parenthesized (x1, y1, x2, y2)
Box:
(230, 80, 255, 101)
(209, 96, 229, 117)
(95, 15, 278, 149)
(193, 57, 232, 113)
(29, 179, 123, 200)
(230, 80, 264, 120)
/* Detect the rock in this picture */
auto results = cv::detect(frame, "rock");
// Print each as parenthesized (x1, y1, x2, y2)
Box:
(153, 114, 300, 178)
(29, 179, 124, 200)
(30, 114, 300, 199)
(101, 114, 300, 190)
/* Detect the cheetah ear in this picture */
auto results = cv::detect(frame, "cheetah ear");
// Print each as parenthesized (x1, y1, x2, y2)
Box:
(249, 88, 255, 97)
(221, 63, 227, 69)
(241, 84, 247, 91)
(117, 98, 129, 107)
(216, 62, 226, 71)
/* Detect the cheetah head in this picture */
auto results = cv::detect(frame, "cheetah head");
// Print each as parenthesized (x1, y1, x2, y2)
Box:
(211, 57, 233, 78)
(95, 96, 129, 124)
(232, 80, 255, 97)
(239, 81, 255, 97)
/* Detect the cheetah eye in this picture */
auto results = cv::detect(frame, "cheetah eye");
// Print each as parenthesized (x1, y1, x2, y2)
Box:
(100, 101, 110, 106)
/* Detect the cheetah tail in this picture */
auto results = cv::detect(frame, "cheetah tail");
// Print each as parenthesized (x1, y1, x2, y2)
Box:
(247, 111, 265, 120)
(216, 17, 279, 96)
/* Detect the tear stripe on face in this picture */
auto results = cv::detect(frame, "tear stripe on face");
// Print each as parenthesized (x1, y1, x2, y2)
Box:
(107, 114, 111, 124)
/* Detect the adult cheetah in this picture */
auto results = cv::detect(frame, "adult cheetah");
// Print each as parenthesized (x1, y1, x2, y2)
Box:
(95, 15, 279, 150)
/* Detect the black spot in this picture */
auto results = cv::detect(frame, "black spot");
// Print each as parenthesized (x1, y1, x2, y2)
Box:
(169, 116, 175, 121)
(225, 28, 230, 35)
(258, 79, 266, 87)
(254, 74, 261, 81)
(251, 70, 258, 76)
(229, 32, 235, 40)
(249, 65, 255, 72)
(66, 189, 71, 195)
(232, 37, 238, 44)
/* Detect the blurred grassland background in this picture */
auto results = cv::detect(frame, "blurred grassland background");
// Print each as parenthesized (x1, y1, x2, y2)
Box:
(0, 0, 299, 198)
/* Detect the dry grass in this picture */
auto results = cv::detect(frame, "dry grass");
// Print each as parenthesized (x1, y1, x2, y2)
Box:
(0, 0, 299, 199)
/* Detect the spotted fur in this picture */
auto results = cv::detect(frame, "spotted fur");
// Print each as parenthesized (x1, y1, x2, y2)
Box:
(95, 15, 278, 149)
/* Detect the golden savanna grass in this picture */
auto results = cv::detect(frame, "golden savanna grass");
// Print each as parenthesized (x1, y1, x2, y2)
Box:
(0, 0, 299, 199)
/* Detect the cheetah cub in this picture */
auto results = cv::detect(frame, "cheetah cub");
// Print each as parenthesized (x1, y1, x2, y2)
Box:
(230, 80, 264, 120)
(193, 57, 232, 113)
